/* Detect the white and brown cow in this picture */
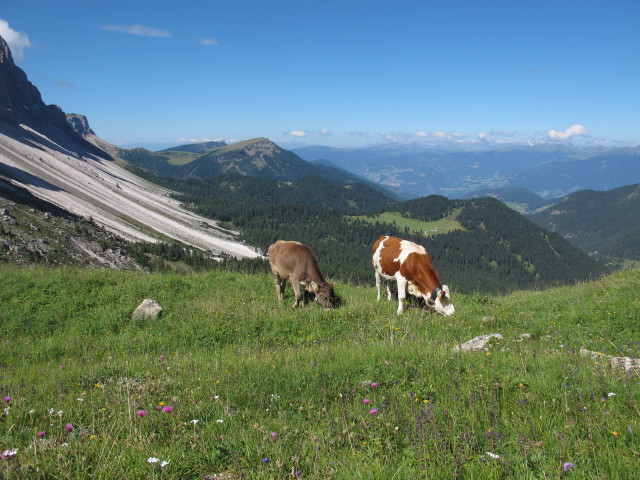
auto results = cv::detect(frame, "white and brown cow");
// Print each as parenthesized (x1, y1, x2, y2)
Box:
(371, 235, 454, 315)
(268, 240, 338, 310)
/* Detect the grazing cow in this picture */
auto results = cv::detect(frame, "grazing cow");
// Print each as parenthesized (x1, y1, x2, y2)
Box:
(371, 235, 455, 315)
(267, 240, 338, 310)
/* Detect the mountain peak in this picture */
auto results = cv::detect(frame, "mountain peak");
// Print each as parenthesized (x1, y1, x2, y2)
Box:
(0, 34, 70, 131)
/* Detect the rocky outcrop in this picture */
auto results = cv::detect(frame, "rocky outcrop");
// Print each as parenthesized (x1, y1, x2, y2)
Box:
(0, 35, 109, 158)
(0, 35, 70, 131)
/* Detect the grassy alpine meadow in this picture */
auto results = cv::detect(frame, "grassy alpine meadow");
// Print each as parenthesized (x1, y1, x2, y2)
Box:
(1, 265, 640, 479)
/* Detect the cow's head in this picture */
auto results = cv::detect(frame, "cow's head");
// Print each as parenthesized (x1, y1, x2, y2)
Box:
(315, 282, 339, 310)
(431, 284, 455, 316)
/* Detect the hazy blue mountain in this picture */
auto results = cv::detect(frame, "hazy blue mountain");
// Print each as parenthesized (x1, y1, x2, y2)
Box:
(293, 144, 640, 200)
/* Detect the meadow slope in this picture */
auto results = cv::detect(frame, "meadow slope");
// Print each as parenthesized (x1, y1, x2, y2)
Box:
(1, 266, 639, 479)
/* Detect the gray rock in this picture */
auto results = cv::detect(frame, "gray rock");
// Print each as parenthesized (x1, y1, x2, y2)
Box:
(132, 299, 163, 322)
(453, 333, 504, 352)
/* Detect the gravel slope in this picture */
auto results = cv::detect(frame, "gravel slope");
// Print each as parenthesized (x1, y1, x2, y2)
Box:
(0, 124, 260, 259)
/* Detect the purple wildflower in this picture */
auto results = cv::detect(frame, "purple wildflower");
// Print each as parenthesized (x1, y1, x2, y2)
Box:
(37, 431, 45, 438)
(162, 405, 173, 413)
(262, 457, 269, 463)
(371, 382, 378, 388)
(1, 449, 18, 459)
(136, 410, 146, 417)
(563, 462, 574, 472)
(369, 408, 379, 415)
(2, 396, 10, 403)
(65, 423, 73, 431)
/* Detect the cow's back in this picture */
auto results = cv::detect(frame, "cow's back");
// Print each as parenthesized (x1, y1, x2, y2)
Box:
(268, 240, 313, 278)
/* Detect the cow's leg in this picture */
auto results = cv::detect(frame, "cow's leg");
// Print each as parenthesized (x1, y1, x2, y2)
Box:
(375, 271, 383, 301)
(274, 275, 286, 301)
(396, 276, 407, 314)
(290, 276, 303, 308)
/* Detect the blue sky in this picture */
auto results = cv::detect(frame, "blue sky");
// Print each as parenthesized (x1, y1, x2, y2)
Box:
(2, 0, 639, 150)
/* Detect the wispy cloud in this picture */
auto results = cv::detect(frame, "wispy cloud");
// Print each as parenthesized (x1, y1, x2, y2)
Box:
(0, 18, 31, 60)
(101, 24, 171, 37)
(283, 129, 332, 138)
(199, 37, 220, 46)
(545, 124, 588, 141)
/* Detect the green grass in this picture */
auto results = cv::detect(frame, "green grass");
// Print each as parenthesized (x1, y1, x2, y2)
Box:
(353, 210, 464, 236)
(1, 265, 639, 479)
(163, 151, 200, 166)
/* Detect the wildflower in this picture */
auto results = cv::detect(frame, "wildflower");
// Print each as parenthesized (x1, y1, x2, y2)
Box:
(216, 419, 224, 423)
(563, 462, 574, 472)
(2, 396, 10, 403)
(37, 431, 45, 438)
(191, 419, 200, 424)
(262, 457, 269, 463)
(362, 398, 370, 405)
(1, 449, 18, 459)
(160, 355, 166, 360)
(65, 423, 74, 431)
(77, 398, 84, 402)
(611, 431, 619, 436)
(371, 382, 378, 388)
(136, 410, 146, 417)
(148, 457, 160, 464)
(607, 392, 616, 397)
(369, 408, 379, 415)
(162, 405, 173, 413)
(156, 405, 162, 411)
(486, 452, 500, 459)
(28, 409, 35, 415)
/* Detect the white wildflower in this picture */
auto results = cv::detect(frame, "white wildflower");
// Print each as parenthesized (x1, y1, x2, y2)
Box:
(486, 452, 500, 459)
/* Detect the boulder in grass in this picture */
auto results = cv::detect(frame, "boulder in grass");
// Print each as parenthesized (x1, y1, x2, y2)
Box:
(132, 299, 163, 321)
(453, 333, 504, 352)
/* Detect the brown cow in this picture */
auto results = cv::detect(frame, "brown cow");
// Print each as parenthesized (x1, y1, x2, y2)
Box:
(371, 235, 455, 315)
(267, 240, 338, 309)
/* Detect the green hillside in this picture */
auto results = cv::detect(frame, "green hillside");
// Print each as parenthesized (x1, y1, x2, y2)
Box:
(528, 184, 640, 267)
(156, 174, 607, 293)
(1, 265, 639, 479)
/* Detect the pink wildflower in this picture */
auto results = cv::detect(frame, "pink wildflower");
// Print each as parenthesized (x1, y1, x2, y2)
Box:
(369, 408, 379, 415)
(2, 396, 10, 403)
(371, 382, 378, 388)
(37, 431, 45, 438)
(136, 410, 146, 417)
(65, 423, 73, 431)
(362, 398, 370, 405)
(162, 405, 173, 413)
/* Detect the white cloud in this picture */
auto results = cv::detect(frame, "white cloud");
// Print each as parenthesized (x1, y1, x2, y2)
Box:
(199, 37, 219, 46)
(283, 129, 331, 137)
(0, 19, 31, 60)
(101, 24, 171, 37)
(545, 124, 588, 141)
(285, 130, 307, 137)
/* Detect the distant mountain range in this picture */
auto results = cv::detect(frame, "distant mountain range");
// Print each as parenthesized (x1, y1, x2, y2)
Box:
(117, 138, 400, 199)
(293, 143, 640, 200)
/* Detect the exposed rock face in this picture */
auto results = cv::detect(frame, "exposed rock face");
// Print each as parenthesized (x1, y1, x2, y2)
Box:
(66, 114, 96, 138)
(0, 35, 70, 131)
(0, 35, 108, 158)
